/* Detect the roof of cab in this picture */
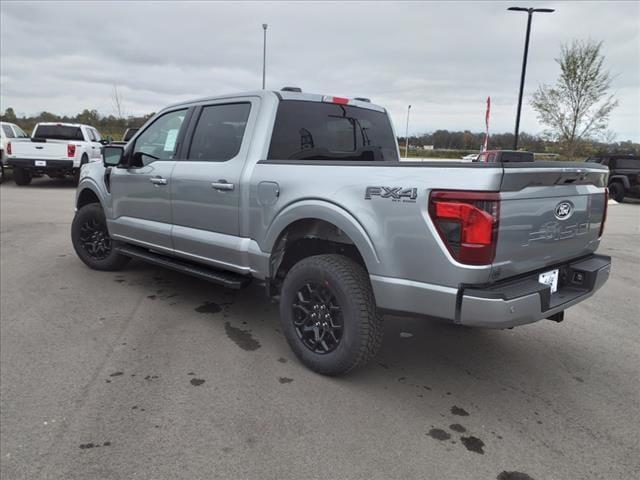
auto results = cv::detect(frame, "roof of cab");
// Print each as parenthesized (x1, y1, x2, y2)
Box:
(164, 90, 386, 113)
(35, 122, 93, 128)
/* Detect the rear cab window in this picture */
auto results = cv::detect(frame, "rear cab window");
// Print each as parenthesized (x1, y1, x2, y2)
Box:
(268, 100, 398, 162)
(34, 125, 84, 141)
(2, 125, 15, 138)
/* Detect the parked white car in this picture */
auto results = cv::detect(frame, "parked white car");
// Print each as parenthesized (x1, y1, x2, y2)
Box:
(461, 153, 479, 162)
(0, 121, 30, 183)
(6, 122, 104, 185)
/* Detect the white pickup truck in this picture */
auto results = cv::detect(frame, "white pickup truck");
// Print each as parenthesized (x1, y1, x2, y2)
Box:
(7, 122, 104, 185)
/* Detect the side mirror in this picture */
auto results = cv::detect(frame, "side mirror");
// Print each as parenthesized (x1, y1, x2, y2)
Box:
(103, 145, 124, 167)
(100, 139, 110, 146)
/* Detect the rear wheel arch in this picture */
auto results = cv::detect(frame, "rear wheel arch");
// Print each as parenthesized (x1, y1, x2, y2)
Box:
(265, 205, 379, 296)
(609, 175, 630, 189)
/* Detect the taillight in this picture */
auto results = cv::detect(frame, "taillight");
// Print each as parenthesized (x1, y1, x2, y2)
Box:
(6, 142, 11, 155)
(67, 144, 76, 157)
(322, 95, 350, 105)
(429, 190, 500, 265)
(599, 188, 608, 238)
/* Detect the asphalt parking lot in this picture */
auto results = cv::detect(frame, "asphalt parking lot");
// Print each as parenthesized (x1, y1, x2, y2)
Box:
(1, 177, 639, 480)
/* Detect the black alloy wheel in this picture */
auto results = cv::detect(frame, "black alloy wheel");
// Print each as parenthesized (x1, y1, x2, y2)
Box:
(78, 216, 112, 260)
(292, 281, 344, 354)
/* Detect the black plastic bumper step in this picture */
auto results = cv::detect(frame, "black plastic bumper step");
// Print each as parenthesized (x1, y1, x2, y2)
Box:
(117, 244, 251, 289)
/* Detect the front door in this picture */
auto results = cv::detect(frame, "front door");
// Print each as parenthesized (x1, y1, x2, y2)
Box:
(170, 99, 256, 270)
(108, 108, 189, 252)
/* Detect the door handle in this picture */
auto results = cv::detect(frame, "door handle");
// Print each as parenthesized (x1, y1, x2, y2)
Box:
(211, 180, 235, 191)
(149, 177, 168, 185)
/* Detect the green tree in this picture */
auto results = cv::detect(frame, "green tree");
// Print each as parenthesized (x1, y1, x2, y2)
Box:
(531, 40, 618, 159)
(2, 107, 17, 122)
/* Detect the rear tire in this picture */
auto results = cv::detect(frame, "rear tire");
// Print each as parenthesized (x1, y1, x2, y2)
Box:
(279, 254, 382, 376)
(609, 182, 625, 203)
(13, 167, 32, 186)
(71, 203, 130, 271)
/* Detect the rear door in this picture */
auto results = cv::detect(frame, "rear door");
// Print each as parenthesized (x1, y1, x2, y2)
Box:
(108, 108, 190, 251)
(492, 163, 609, 280)
(86, 127, 102, 160)
(170, 98, 256, 270)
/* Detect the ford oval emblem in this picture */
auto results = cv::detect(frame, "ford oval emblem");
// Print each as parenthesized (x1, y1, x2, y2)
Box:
(555, 201, 573, 220)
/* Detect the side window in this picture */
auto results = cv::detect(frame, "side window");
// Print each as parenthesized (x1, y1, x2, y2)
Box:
(14, 126, 28, 138)
(91, 128, 101, 142)
(616, 158, 640, 169)
(187, 103, 251, 161)
(86, 128, 96, 142)
(2, 125, 15, 138)
(487, 153, 497, 162)
(132, 109, 187, 165)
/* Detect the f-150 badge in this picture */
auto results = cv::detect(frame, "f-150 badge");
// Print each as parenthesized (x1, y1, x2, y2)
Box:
(365, 186, 417, 203)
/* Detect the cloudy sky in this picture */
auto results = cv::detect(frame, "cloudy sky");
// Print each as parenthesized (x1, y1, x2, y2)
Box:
(1, 1, 638, 141)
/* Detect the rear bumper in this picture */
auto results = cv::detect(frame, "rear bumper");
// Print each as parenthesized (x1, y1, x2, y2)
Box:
(7, 158, 75, 170)
(371, 254, 611, 329)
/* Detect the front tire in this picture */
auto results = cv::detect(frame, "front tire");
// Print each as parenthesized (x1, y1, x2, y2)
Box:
(13, 167, 32, 186)
(279, 254, 382, 376)
(609, 182, 625, 203)
(71, 203, 130, 271)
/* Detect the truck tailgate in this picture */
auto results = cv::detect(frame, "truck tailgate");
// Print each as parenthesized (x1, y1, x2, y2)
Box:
(11, 140, 70, 160)
(492, 163, 608, 280)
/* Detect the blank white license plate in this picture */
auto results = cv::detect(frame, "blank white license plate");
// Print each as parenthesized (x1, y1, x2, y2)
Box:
(34, 160, 46, 166)
(539, 269, 559, 294)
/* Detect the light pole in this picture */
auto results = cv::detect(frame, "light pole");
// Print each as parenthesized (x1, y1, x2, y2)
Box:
(508, 7, 554, 150)
(262, 23, 268, 90)
(404, 104, 411, 158)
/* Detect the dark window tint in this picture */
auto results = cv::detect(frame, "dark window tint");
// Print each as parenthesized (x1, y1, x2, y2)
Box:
(586, 157, 602, 163)
(268, 101, 398, 162)
(34, 125, 84, 141)
(188, 103, 251, 161)
(123, 128, 138, 142)
(500, 151, 534, 162)
(614, 158, 640, 169)
(2, 125, 15, 138)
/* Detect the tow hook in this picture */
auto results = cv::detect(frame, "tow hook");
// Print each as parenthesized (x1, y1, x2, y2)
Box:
(547, 311, 565, 323)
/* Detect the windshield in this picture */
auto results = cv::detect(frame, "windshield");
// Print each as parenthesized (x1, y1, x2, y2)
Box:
(33, 125, 84, 141)
(268, 101, 398, 161)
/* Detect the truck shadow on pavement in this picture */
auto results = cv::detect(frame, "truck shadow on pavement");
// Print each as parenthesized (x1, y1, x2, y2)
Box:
(115, 259, 593, 397)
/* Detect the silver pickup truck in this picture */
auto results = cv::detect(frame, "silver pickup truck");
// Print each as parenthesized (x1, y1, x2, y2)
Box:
(71, 89, 611, 375)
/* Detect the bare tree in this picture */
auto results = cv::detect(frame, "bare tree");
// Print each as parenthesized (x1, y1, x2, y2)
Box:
(531, 40, 618, 159)
(112, 85, 125, 119)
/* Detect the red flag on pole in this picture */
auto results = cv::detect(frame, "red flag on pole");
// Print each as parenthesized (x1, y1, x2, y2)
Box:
(482, 96, 491, 152)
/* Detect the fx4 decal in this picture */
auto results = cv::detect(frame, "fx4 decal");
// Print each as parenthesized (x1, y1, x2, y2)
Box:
(365, 186, 418, 203)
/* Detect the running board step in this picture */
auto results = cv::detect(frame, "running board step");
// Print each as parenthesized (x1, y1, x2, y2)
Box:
(116, 245, 251, 289)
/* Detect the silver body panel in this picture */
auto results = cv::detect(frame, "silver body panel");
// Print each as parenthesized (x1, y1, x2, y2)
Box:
(77, 90, 611, 328)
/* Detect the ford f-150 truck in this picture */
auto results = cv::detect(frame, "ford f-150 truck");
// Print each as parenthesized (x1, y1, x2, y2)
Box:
(71, 89, 611, 375)
(1, 121, 30, 183)
(7, 122, 104, 185)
